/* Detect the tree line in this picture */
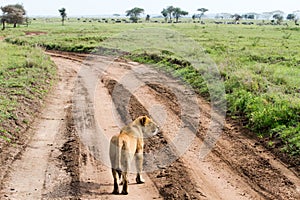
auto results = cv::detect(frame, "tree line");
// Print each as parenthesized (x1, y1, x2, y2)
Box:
(1, 4, 299, 30)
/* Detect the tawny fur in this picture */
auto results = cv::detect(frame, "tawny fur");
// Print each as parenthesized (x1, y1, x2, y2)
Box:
(109, 116, 159, 195)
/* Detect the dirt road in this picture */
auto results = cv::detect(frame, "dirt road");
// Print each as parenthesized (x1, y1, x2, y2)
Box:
(0, 51, 299, 199)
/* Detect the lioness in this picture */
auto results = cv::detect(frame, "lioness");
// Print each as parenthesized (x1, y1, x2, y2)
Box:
(109, 116, 159, 195)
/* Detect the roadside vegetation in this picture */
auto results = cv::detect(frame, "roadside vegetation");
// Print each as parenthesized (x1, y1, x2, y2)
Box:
(175, 24, 300, 155)
(0, 41, 56, 143)
(1, 18, 299, 156)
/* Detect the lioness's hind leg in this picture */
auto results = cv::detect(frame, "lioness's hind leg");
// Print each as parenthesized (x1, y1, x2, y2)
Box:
(135, 152, 145, 184)
(121, 172, 129, 195)
(112, 169, 119, 194)
(120, 148, 131, 195)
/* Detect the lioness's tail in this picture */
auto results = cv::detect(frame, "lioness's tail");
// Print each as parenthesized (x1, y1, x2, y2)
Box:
(109, 135, 122, 177)
(116, 168, 122, 178)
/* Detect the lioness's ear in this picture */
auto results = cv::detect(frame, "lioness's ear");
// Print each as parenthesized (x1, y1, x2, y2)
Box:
(140, 116, 147, 126)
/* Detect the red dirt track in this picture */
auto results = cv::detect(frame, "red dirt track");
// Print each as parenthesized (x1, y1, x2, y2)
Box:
(0, 51, 299, 200)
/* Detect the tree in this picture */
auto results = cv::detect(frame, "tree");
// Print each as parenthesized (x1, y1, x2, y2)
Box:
(1, 4, 26, 30)
(286, 13, 299, 25)
(287, 13, 296, 20)
(161, 8, 168, 22)
(162, 6, 187, 23)
(172, 7, 188, 23)
(245, 12, 258, 19)
(166, 6, 175, 22)
(273, 14, 283, 24)
(197, 8, 208, 22)
(192, 14, 196, 21)
(58, 8, 67, 26)
(243, 14, 255, 20)
(292, 11, 300, 25)
(146, 14, 150, 22)
(126, 7, 144, 23)
(232, 14, 242, 23)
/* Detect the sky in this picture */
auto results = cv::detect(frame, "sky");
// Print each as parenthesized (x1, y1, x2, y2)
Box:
(1, 0, 299, 16)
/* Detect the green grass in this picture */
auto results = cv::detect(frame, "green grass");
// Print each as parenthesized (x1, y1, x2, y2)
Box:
(0, 42, 56, 143)
(3, 19, 143, 52)
(1, 18, 299, 155)
(173, 24, 300, 155)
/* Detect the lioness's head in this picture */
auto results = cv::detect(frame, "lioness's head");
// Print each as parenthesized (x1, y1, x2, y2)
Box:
(136, 116, 159, 137)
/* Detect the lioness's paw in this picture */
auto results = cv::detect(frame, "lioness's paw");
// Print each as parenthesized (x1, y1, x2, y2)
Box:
(112, 190, 119, 194)
(136, 177, 145, 184)
(121, 190, 128, 195)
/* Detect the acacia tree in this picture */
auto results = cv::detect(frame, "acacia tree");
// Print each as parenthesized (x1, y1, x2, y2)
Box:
(146, 14, 150, 22)
(232, 14, 242, 23)
(161, 8, 168, 22)
(58, 8, 67, 26)
(166, 6, 174, 22)
(192, 14, 196, 21)
(197, 8, 208, 22)
(286, 13, 299, 25)
(162, 6, 187, 23)
(287, 13, 296, 21)
(273, 14, 283, 24)
(172, 7, 188, 23)
(1, 4, 26, 30)
(126, 7, 144, 23)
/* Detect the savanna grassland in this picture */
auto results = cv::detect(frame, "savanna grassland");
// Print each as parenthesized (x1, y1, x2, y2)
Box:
(0, 39, 56, 144)
(1, 18, 299, 157)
